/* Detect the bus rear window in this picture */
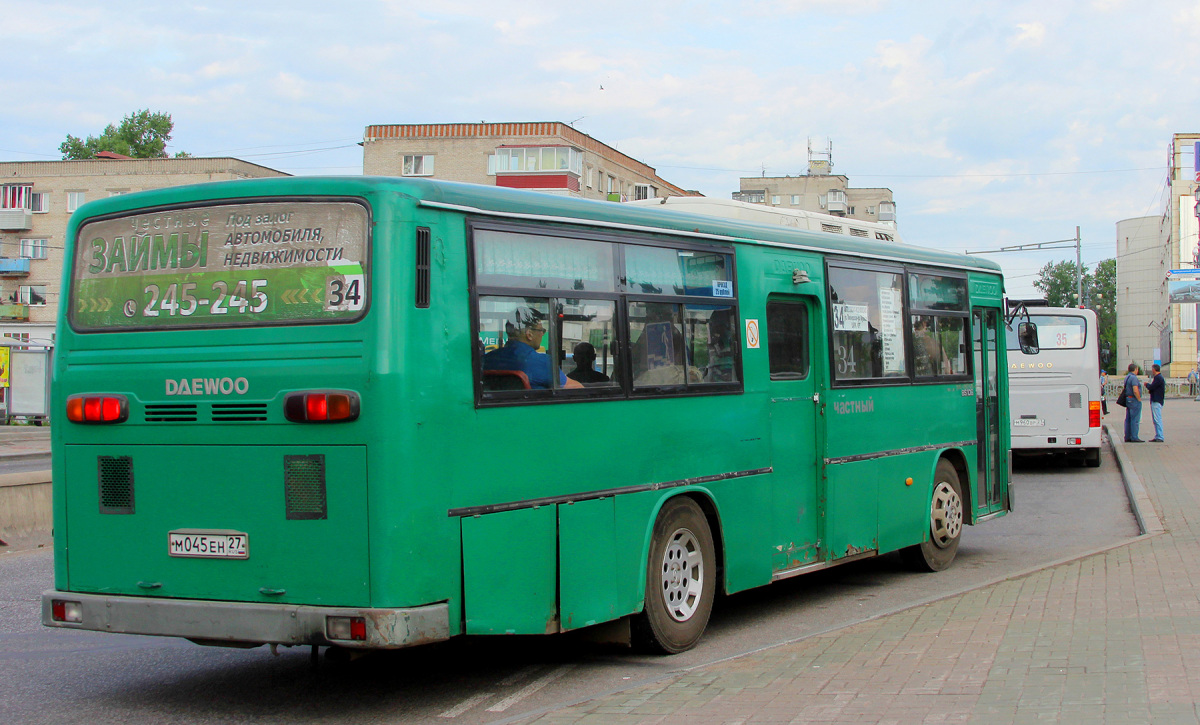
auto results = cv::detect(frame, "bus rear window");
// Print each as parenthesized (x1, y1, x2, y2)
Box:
(70, 200, 370, 331)
(1006, 314, 1086, 350)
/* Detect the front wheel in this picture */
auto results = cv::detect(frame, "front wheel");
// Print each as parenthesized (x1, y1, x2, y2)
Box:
(632, 496, 716, 654)
(900, 459, 964, 572)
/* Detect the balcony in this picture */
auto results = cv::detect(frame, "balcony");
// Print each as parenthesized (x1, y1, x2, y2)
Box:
(0, 209, 32, 231)
(0, 303, 29, 321)
(0, 259, 30, 277)
(826, 190, 847, 215)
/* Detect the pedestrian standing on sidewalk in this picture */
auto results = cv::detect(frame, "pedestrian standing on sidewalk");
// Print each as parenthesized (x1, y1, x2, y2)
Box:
(1190, 367, 1198, 396)
(1123, 362, 1143, 442)
(1147, 363, 1166, 442)
(1100, 369, 1109, 415)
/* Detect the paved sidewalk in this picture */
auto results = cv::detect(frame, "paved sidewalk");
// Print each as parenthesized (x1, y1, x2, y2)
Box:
(515, 402, 1200, 724)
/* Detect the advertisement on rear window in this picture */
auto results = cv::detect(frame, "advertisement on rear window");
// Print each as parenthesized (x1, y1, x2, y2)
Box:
(71, 200, 369, 330)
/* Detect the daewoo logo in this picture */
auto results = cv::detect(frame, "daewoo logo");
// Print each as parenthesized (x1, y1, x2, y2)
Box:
(166, 377, 250, 396)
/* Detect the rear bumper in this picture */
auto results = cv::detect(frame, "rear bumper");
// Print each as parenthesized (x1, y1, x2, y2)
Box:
(42, 590, 450, 649)
(1010, 429, 1101, 451)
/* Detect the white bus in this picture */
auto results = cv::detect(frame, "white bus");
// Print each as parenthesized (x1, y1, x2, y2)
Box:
(1006, 306, 1102, 467)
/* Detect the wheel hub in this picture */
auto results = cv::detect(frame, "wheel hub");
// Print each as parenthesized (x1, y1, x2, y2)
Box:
(660, 528, 704, 622)
(930, 480, 963, 548)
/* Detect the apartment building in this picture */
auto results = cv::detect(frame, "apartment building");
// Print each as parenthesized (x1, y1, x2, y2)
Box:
(362, 122, 694, 201)
(734, 144, 896, 227)
(0, 156, 286, 342)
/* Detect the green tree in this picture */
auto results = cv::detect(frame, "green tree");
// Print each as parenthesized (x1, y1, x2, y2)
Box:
(1090, 258, 1117, 372)
(1032, 258, 1117, 372)
(59, 109, 189, 160)
(1032, 260, 1091, 307)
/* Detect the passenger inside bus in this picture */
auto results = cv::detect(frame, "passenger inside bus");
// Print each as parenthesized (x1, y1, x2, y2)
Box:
(567, 342, 610, 385)
(483, 306, 582, 390)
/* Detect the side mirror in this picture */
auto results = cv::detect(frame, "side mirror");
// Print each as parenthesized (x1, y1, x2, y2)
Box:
(1018, 321, 1039, 355)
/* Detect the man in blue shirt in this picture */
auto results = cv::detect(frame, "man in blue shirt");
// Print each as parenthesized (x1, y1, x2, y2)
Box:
(1146, 363, 1166, 442)
(483, 306, 581, 390)
(1122, 363, 1143, 443)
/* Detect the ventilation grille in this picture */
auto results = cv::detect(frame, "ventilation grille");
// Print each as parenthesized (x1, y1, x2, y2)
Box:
(144, 404, 198, 422)
(849, 228, 870, 238)
(1069, 393, 1082, 409)
(98, 456, 134, 515)
(284, 455, 327, 520)
(820, 223, 844, 234)
(212, 403, 268, 422)
(416, 226, 431, 309)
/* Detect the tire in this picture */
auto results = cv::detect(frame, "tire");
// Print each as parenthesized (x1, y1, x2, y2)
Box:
(900, 459, 964, 573)
(1085, 447, 1101, 468)
(631, 496, 716, 654)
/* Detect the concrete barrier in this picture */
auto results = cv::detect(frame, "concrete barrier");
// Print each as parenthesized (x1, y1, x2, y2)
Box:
(0, 470, 52, 542)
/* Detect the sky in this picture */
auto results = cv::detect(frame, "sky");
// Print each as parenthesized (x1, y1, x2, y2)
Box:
(3, 0, 1197, 297)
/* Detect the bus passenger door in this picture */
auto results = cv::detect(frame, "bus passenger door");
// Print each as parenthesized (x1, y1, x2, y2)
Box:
(972, 308, 1006, 512)
(766, 297, 823, 572)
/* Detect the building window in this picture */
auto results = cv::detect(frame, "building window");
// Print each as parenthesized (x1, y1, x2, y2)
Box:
(608, 176, 615, 194)
(586, 167, 594, 188)
(30, 193, 49, 213)
(108, 190, 128, 197)
(791, 195, 800, 205)
(403, 155, 435, 176)
(771, 195, 780, 205)
(1, 184, 32, 210)
(20, 239, 47, 260)
(492, 147, 582, 175)
(732, 191, 766, 204)
(19, 285, 46, 306)
(634, 184, 655, 201)
(67, 192, 86, 212)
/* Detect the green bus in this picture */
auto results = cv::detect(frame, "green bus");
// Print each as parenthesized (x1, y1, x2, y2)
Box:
(42, 177, 1012, 655)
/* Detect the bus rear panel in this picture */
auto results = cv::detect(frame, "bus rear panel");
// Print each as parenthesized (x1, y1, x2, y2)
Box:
(1007, 307, 1102, 466)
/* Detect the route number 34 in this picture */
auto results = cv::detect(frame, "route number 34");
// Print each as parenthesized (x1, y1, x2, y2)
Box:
(326, 274, 365, 311)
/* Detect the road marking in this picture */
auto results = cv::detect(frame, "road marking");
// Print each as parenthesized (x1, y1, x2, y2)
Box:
(486, 665, 575, 712)
(498, 665, 540, 686)
(437, 692, 493, 718)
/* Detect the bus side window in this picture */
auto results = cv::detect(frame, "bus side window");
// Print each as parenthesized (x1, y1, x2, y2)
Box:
(767, 301, 809, 380)
(558, 299, 619, 388)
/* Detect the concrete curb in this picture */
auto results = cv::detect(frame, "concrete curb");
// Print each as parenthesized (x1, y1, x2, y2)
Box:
(1104, 422, 1166, 535)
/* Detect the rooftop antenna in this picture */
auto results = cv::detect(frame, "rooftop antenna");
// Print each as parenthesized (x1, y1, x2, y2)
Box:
(807, 137, 833, 176)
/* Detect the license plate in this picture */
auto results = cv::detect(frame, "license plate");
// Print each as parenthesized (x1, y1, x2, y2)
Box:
(168, 530, 249, 559)
(1013, 418, 1045, 427)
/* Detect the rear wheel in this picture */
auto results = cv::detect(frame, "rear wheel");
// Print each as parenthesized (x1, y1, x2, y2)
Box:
(632, 497, 716, 654)
(901, 459, 963, 572)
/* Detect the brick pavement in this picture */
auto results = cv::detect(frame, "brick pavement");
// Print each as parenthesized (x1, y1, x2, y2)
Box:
(514, 401, 1200, 725)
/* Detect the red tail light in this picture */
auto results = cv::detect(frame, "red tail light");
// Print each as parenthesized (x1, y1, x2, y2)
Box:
(66, 394, 128, 424)
(1089, 401, 1101, 428)
(284, 391, 360, 423)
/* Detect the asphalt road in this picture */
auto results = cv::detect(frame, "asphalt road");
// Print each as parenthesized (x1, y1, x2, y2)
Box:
(0, 442, 1139, 725)
(0, 453, 50, 475)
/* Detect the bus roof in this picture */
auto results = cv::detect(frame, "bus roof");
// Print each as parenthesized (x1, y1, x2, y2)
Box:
(69, 176, 1003, 277)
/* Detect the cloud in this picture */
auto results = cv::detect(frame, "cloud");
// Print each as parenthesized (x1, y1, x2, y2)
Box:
(1011, 22, 1046, 46)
